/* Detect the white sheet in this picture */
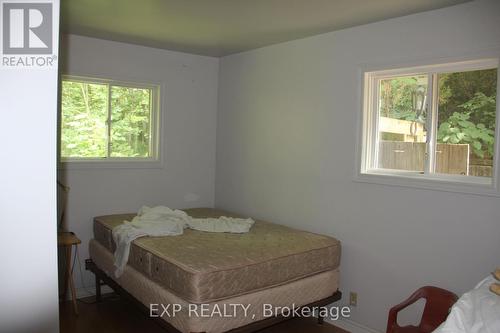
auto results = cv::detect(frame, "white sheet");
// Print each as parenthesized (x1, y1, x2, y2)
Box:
(112, 206, 254, 277)
(112, 206, 188, 277)
(433, 275, 500, 333)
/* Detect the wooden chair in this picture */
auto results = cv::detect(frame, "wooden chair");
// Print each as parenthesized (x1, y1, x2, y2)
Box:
(386, 286, 458, 333)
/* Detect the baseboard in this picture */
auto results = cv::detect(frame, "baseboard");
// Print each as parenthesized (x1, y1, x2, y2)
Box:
(327, 318, 382, 333)
(73, 285, 380, 333)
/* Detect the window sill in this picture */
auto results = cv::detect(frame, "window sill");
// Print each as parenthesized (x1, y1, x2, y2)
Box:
(58, 158, 164, 170)
(354, 169, 499, 197)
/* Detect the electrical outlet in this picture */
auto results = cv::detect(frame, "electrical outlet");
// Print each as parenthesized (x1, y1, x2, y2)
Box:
(349, 292, 358, 307)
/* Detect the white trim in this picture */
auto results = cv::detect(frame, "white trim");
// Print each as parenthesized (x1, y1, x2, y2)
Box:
(372, 76, 381, 169)
(366, 58, 497, 79)
(426, 73, 438, 174)
(356, 54, 500, 196)
(106, 81, 112, 158)
(73, 290, 380, 333)
(59, 158, 164, 170)
(326, 318, 381, 333)
(355, 171, 499, 197)
(74, 285, 381, 333)
(59, 75, 162, 167)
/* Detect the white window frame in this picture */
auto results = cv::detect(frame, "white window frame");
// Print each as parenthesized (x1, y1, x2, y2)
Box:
(59, 75, 162, 168)
(356, 58, 500, 196)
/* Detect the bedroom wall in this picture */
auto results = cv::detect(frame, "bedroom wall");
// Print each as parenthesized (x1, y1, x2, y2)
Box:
(60, 35, 219, 292)
(215, 0, 500, 331)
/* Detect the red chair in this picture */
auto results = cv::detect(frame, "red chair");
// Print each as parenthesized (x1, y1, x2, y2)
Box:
(386, 286, 458, 333)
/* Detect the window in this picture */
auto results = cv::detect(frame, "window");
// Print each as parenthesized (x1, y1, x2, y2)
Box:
(60, 76, 159, 162)
(359, 59, 499, 193)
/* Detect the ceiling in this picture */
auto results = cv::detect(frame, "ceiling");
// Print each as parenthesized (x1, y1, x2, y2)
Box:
(61, 0, 472, 57)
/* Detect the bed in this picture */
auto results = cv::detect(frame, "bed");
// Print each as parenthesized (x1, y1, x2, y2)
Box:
(87, 208, 341, 333)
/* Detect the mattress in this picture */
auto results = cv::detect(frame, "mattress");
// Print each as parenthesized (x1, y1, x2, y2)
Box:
(89, 239, 340, 333)
(93, 208, 341, 303)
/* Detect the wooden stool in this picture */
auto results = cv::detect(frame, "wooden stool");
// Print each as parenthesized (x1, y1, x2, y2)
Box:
(58, 231, 81, 315)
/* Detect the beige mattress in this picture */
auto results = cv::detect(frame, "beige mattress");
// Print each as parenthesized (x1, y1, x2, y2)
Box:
(93, 208, 341, 303)
(89, 239, 340, 333)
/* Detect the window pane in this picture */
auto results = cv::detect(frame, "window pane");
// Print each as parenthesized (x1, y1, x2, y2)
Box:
(436, 69, 497, 177)
(61, 81, 108, 158)
(110, 86, 152, 157)
(377, 75, 428, 172)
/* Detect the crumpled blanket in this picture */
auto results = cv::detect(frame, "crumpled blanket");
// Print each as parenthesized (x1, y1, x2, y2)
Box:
(112, 206, 254, 277)
(432, 275, 500, 333)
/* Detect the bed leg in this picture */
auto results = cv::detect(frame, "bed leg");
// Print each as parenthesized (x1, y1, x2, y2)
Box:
(95, 275, 102, 302)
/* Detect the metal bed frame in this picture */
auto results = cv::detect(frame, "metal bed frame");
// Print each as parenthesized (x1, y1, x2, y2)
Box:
(86, 259, 342, 333)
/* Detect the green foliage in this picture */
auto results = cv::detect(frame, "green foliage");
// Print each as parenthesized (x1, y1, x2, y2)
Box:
(437, 70, 497, 159)
(380, 76, 427, 123)
(61, 80, 152, 159)
(438, 69, 497, 122)
(379, 69, 496, 160)
(437, 111, 494, 158)
(111, 86, 151, 157)
(61, 81, 108, 158)
(459, 92, 496, 131)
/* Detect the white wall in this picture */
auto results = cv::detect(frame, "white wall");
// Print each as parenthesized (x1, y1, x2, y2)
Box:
(60, 35, 219, 291)
(215, 0, 500, 331)
(0, 1, 60, 332)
